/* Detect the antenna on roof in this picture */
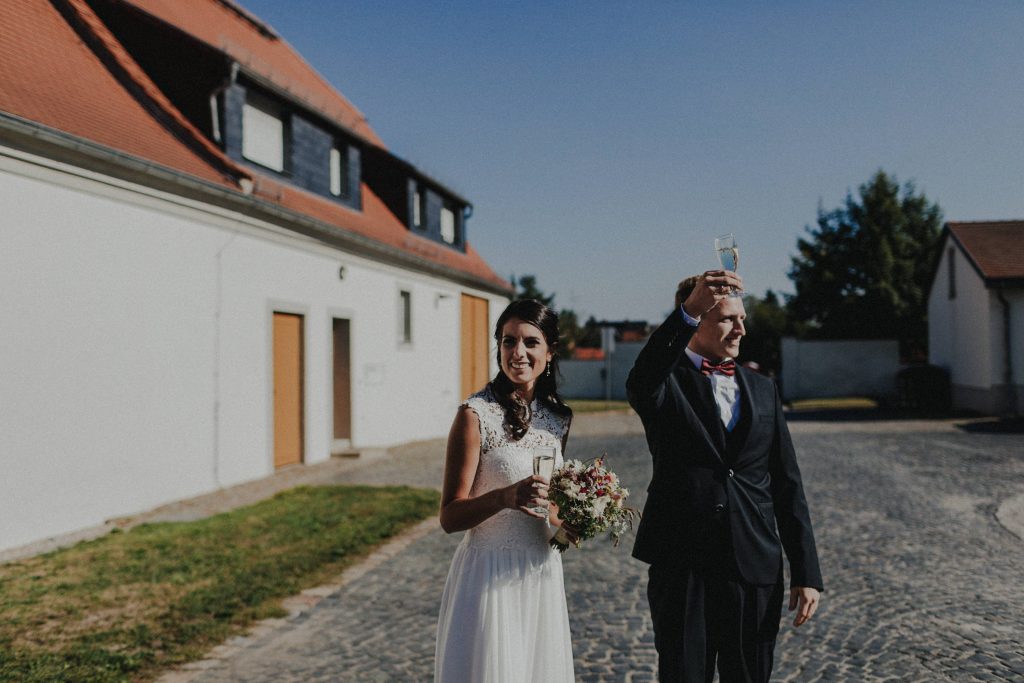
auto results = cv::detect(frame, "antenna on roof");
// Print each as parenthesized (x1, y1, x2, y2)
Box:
(214, 0, 280, 40)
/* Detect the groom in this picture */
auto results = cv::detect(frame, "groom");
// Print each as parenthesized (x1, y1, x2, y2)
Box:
(627, 271, 823, 683)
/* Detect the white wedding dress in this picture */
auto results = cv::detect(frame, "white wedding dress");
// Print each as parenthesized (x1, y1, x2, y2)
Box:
(435, 386, 575, 683)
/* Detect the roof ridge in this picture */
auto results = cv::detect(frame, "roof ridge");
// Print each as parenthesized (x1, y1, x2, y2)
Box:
(947, 219, 1024, 226)
(213, 0, 278, 39)
(56, 0, 250, 186)
(116, 0, 382, 148)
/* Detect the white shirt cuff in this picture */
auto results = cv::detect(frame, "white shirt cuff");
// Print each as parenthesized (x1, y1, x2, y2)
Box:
(680, 305, 700, 327)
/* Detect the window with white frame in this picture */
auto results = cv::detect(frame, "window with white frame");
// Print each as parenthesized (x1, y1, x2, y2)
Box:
(242, 96, 285, 172)
(399, 290, 412, 344)
(330, 146, 349, 197)
(440, 206, 456, 244)
(413, 188, 422, 228)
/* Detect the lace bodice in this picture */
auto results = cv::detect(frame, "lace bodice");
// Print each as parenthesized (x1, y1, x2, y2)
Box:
(462, 386, 570, 552)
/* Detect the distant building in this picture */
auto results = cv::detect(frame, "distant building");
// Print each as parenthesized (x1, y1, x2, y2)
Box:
(561, 320, 650, 400)
(928, 221, 1024, 414)
(0, 0, 509, 555)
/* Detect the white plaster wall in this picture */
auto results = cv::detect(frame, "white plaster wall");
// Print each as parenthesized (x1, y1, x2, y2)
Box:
(989, 288, 1024, 388)
(927, 241, 993, 389)
(559, 343, 644, 400)
(1, 166, 221, 549)
(1010, 291, 1024, 386)
(780, 338, 900, 400)
(0, 151, 506, 552)
(927, 239, 955, 373)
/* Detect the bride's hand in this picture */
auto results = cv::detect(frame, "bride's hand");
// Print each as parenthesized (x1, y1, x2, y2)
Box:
(505, 475, 549, 518)
(557, 521, 581, 545)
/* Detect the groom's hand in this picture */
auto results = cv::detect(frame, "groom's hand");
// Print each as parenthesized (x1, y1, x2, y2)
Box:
(789, 586, 820, 627)
(682, 270, 744, 319)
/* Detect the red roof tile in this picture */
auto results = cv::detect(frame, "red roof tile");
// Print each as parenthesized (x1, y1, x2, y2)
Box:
(947, 221, 1024, 281)
(0, 0, 508, 292)
(249, 171, 507, 287)
(119, 0, 384, 147)
(0, 0, 236, 187)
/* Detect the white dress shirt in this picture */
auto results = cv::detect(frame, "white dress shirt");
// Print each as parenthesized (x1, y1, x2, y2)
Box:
(680, 306, 741, 431)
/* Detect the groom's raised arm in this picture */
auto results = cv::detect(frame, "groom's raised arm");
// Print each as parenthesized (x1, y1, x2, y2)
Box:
(627, 271, 741, 416)
(626, 310, 695, 416)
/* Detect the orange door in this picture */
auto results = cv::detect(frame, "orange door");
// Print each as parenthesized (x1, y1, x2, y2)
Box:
(460, 294, 490, 399)
(273, 312, 304, 468)
(332, 318, 352, 441)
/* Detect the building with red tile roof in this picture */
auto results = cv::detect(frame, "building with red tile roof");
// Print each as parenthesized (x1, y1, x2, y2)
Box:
(928, 221, 1023, 415)
(1, 0, 508, 294)
(0, 0, 510, 558)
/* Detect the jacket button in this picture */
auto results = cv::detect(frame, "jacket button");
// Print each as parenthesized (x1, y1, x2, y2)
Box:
(712, 504, 726, 514)
(727, 469, 735, 478)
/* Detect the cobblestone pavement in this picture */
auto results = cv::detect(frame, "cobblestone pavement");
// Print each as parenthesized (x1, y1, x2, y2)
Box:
(174, 414, 1024, 682)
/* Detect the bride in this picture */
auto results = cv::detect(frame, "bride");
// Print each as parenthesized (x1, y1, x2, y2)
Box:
(435, 299, 576, 683)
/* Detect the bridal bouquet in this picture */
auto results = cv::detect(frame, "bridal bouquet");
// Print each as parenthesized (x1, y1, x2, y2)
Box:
(548, 456, 638, 552)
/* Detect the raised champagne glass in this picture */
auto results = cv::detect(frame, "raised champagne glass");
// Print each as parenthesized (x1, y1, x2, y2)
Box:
(714, 233, 742, 297)
(531, 446, 556, 515)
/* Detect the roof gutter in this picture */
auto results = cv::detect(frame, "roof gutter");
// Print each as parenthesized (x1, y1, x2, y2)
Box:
(995, 286, 1019, 416)
(0, 112, 511, 297)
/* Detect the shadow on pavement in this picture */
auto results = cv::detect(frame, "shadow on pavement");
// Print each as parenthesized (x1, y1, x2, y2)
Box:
(783, 407, 977, 423)
(955, 418, 1024, 434)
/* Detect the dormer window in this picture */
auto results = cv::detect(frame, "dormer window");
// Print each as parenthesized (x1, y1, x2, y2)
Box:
(330, 144, 349, 198)
(242, 94, 287, 172)
(413, 188, 423, 228)
(440, 205, 456, 244)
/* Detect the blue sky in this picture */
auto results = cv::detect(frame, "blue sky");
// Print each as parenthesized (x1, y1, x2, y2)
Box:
(241, 0, 1024, 323)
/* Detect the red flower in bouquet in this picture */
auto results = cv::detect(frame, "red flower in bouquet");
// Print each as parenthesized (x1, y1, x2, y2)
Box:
(548, 456, 638, 552)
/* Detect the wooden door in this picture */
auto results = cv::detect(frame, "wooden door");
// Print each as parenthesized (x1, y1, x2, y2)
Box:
(273, 312, 304, 468)
(332, 318, 352, 441)
(460, 294, 490, 399)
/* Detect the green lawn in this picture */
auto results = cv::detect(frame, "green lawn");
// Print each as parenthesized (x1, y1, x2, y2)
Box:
(788, 397, 879, 411)
(0, 485, 438, 683)
(566, 399, 632, 413)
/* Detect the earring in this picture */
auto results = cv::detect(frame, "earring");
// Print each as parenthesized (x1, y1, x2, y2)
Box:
(546, 363, 551, 377)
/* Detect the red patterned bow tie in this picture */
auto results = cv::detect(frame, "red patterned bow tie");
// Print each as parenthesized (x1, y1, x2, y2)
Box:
(700, 358, 736, 377)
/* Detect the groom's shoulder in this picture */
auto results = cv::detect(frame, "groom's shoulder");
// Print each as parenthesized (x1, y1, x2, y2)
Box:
(740, 367, 781, 394)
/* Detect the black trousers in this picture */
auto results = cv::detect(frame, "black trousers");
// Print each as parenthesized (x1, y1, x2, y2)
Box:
(647, 561, 784, 683)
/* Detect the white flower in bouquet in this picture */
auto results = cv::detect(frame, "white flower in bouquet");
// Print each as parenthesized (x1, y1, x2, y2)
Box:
(547, 455, 639, 552)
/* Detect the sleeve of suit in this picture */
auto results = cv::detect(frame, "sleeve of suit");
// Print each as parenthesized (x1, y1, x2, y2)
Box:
(626, 310, 697, 416)
(769, 382, 824, 591)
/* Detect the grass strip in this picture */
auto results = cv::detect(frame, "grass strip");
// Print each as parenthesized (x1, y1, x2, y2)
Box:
(788, 397, 879, 411)
(566, 399, 632, 413)
(0, 485, 439, 682)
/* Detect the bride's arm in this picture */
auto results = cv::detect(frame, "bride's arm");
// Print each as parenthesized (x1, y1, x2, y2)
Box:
(439, 406, 547, 533)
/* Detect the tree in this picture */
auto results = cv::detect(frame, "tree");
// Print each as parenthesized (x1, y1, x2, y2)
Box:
(739, 290, 796, 375)
(786, 170, 942, 359)
(512, 274, 581, 358)
(513, 275, 554, 307)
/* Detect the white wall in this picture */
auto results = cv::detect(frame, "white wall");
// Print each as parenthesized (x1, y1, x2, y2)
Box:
(928, 239, 993, 389)
(0, 148, 506, 552)
(1007, 290, 1024, 387)
(927, 239, 1024, 413)
(780, 338, 900, 401)
(559, 343, 644, 400)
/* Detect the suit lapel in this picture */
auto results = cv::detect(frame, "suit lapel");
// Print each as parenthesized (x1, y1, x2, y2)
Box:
(734, 368, 755, 434)
(678, 364, 726, 457)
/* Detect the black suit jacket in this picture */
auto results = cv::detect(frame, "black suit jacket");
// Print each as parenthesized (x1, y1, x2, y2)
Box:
(627, 311, 823, 590)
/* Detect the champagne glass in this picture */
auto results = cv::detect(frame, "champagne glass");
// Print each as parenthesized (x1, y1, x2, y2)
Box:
(714, 233, 742, 297)
(531, 446, 556, 514)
